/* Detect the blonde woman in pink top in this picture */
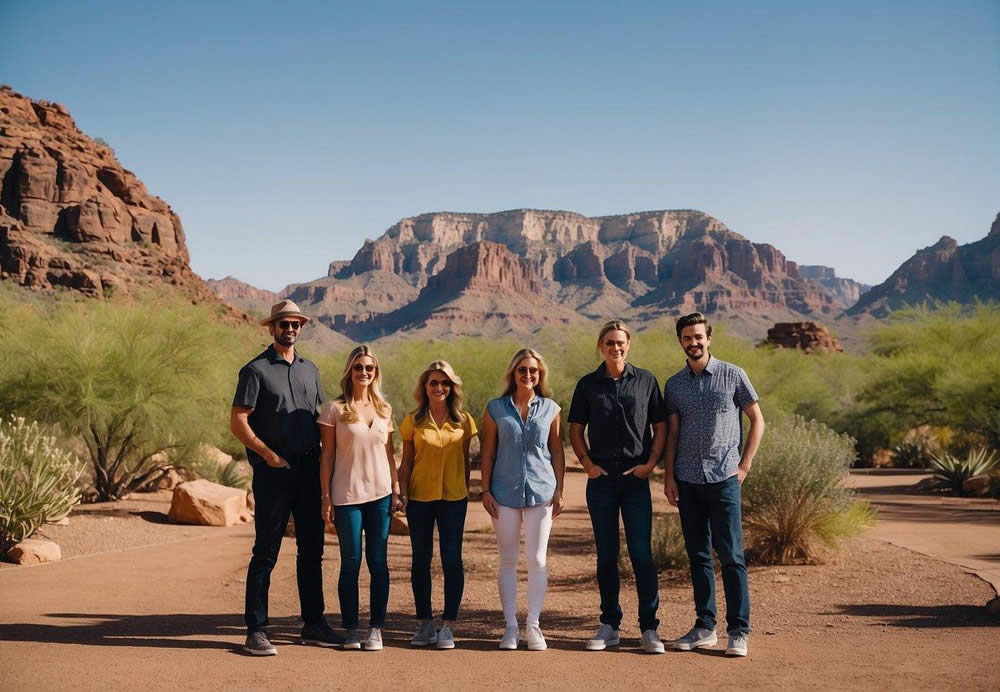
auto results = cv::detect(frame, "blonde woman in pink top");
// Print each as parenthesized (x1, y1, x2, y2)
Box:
(319, 345, 403, 651)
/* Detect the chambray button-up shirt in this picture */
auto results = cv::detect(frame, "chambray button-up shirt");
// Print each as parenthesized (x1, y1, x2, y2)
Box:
(663, 356, 759, 484)
(486, 395, 559, 508)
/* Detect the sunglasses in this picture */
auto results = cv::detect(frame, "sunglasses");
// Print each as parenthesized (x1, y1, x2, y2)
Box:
(516, 366, 540, 376)
(278, 320, 301, 330)
(428, 378, 453, 389)
(352, 363, 377, 373)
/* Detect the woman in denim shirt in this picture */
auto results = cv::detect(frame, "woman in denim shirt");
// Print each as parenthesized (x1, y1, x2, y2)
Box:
(480, 347, 566, 651)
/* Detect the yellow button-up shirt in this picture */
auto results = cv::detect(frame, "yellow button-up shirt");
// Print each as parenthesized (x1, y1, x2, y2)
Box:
(399, 411, 478, 501)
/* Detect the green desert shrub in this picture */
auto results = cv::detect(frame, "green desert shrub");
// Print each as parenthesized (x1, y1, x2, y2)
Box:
(181, 450, 250, 490)
(926, 447, 999, 496)
(0, 416, 86, 554)
(619, 513, 689, 574)
(741, 414, 875, 564)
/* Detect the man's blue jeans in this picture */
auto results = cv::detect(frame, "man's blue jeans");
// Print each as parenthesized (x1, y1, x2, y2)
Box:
(586, 466, 660, 631)
(334, 494, 392, 629)
(676, 475, 750, 635)
(406, 498, 468, 621)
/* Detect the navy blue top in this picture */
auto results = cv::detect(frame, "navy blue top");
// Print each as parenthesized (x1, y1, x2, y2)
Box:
(663, 356, 759, 484)
(486, 396, 559, 508)
(233, 345, 323, 467)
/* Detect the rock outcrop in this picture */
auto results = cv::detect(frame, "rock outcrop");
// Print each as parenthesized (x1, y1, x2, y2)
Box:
(798, 265, 870, 310)
(204, 277, 278, 315)
(167, 479, 251, 527)
(761, 322, 843, 353)
(848, 213, 1000, 316)
(0, 86, 245, 318)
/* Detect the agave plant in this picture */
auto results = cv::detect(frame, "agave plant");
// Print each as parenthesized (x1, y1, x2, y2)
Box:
(927, 448, 999, 495)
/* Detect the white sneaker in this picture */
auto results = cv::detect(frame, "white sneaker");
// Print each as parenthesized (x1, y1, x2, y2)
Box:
(410, 620, 438, 646)
(436, 624, 456, 649)
(499, 625, 520, 650)
(586, 623, 620, 650)
(671, 626, 717, 650)
(641, 629, 665, 654)
(525, 624, 547, 651)
(726, 633, 748, 657)
(364, 627, 383, 651)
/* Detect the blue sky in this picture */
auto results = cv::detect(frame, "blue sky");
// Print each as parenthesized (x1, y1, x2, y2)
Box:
(4, 1, 998, 291)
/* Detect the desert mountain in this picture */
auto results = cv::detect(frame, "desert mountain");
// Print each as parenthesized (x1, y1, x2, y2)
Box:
(847, 213, 1000, 317)
(798, 265, 869, 311)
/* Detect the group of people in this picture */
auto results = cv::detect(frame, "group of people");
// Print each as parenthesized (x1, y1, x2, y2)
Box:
(231, 300, 765, 658)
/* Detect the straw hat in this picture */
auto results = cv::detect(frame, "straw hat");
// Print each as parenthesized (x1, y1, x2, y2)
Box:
(260, 299, 310, 326)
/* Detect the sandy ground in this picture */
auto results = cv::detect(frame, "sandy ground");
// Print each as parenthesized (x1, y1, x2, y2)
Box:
(1, 470, 997, 691)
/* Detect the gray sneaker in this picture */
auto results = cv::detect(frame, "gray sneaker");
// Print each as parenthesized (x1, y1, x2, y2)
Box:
(726, 633, 748, 657)
(364, 627, 384, 651)
(436, 624, 456, 649)
(343, 628, 362, 650)
(411, 619, 438, 647)
(671, 626, 718, 650)
(640, 629, 665, 654)
(244, 630, 277, 656)
(586, 623, 620, 650)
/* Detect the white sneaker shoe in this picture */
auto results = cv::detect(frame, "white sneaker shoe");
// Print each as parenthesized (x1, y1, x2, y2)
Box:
(525, 624, 547, 651)
(726, 633, 748, 657)
(499, 625, 520, 650)
(436, 624, 456, 649)
(364, 627, 383, 651)
(586, 623, 620, 650)
(640, 629, 665, 654)
(410, 620, 438, 646)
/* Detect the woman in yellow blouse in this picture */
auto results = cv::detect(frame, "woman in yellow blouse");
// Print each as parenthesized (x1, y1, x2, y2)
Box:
(398, 360, 478, 650)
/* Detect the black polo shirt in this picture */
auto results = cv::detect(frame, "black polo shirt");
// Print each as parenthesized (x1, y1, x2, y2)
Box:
(233, 345, 323, 467)
(568, 362, 665, 462)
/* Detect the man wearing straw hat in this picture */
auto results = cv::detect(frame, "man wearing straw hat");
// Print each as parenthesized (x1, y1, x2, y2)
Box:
(231, 300, 341, 655)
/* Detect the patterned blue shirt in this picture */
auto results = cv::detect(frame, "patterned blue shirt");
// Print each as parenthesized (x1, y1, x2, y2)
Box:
(664, 356, 759, 484)
(486, 396, 559, 509)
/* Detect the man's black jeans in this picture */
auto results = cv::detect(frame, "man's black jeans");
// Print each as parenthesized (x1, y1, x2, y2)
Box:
(245, 456, 325, 633)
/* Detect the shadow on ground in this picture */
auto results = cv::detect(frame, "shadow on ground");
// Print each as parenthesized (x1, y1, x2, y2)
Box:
(828, 603, 1000, 629)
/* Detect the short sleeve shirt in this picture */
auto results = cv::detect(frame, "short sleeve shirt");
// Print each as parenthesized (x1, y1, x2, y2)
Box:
(317, 401, 394, 505)
(399, 411, 478, 502)
(487, 396, 559, 509)
(567, 362, 665, 461)
(232, 346, 323, 467)
(664, 356, 759, 484)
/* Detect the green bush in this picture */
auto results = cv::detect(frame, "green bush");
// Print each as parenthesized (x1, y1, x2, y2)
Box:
(926, 447, 999, 496)
(619, 513, 689, 574)
(741, 414, 875, 564)
(181, 449, 250, 490)
(0, 416, 86, 554)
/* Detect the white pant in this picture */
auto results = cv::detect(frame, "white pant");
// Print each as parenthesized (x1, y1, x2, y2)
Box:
(492, 503, 553, 627)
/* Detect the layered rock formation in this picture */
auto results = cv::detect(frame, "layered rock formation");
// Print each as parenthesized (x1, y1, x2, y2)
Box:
(762, 322, 843, 353)
(848, 213, 1000, 316)
(204, 276, 278, 315)
(0, 85, 235, 315)
(798, 265, 870, 310)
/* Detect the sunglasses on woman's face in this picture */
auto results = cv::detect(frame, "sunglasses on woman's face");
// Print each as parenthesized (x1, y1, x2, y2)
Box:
(428, 379, 452, 389)
(278, 320, 301, 330)
(352, 363, 377, 373)
(516, 366, 540, 376)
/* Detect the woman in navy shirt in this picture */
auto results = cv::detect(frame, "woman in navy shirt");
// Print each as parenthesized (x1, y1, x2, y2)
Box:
(480, 347, 565, 651)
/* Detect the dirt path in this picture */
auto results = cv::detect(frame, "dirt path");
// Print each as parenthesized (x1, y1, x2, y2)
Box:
(1, 471, 997, 690)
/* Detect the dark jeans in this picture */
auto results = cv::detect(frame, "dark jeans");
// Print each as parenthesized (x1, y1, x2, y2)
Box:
(586, 463, 660, 631)
(334, 494, 392, 629)
(676, 475, 750, 635)
(245, 458, 325, 633)
(407, 498, 468, 621)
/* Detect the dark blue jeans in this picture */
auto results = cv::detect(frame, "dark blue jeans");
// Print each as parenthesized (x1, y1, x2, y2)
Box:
(334, 494, 392, 629)
(245, 458, 325, 633)
(586, 466, 660, 631)
(676, 475, 750, 635)
(406, 498, 468, 621)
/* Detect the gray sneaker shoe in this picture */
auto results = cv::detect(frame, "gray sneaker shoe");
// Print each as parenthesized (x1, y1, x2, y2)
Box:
(411, 619, 438, 647)
(364, 627, 384, 651)
(586, 623, 620, 650)
(343, 628, 362, 650)
(244, 630, 277, 656)
(436, 624, 456, 649)
(499, 624, 520, 650)
(640, 629, 665, 654)
(726, 633, 748, 657)
(671, 626, 718, 651)
(525, 624, 547, 651)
